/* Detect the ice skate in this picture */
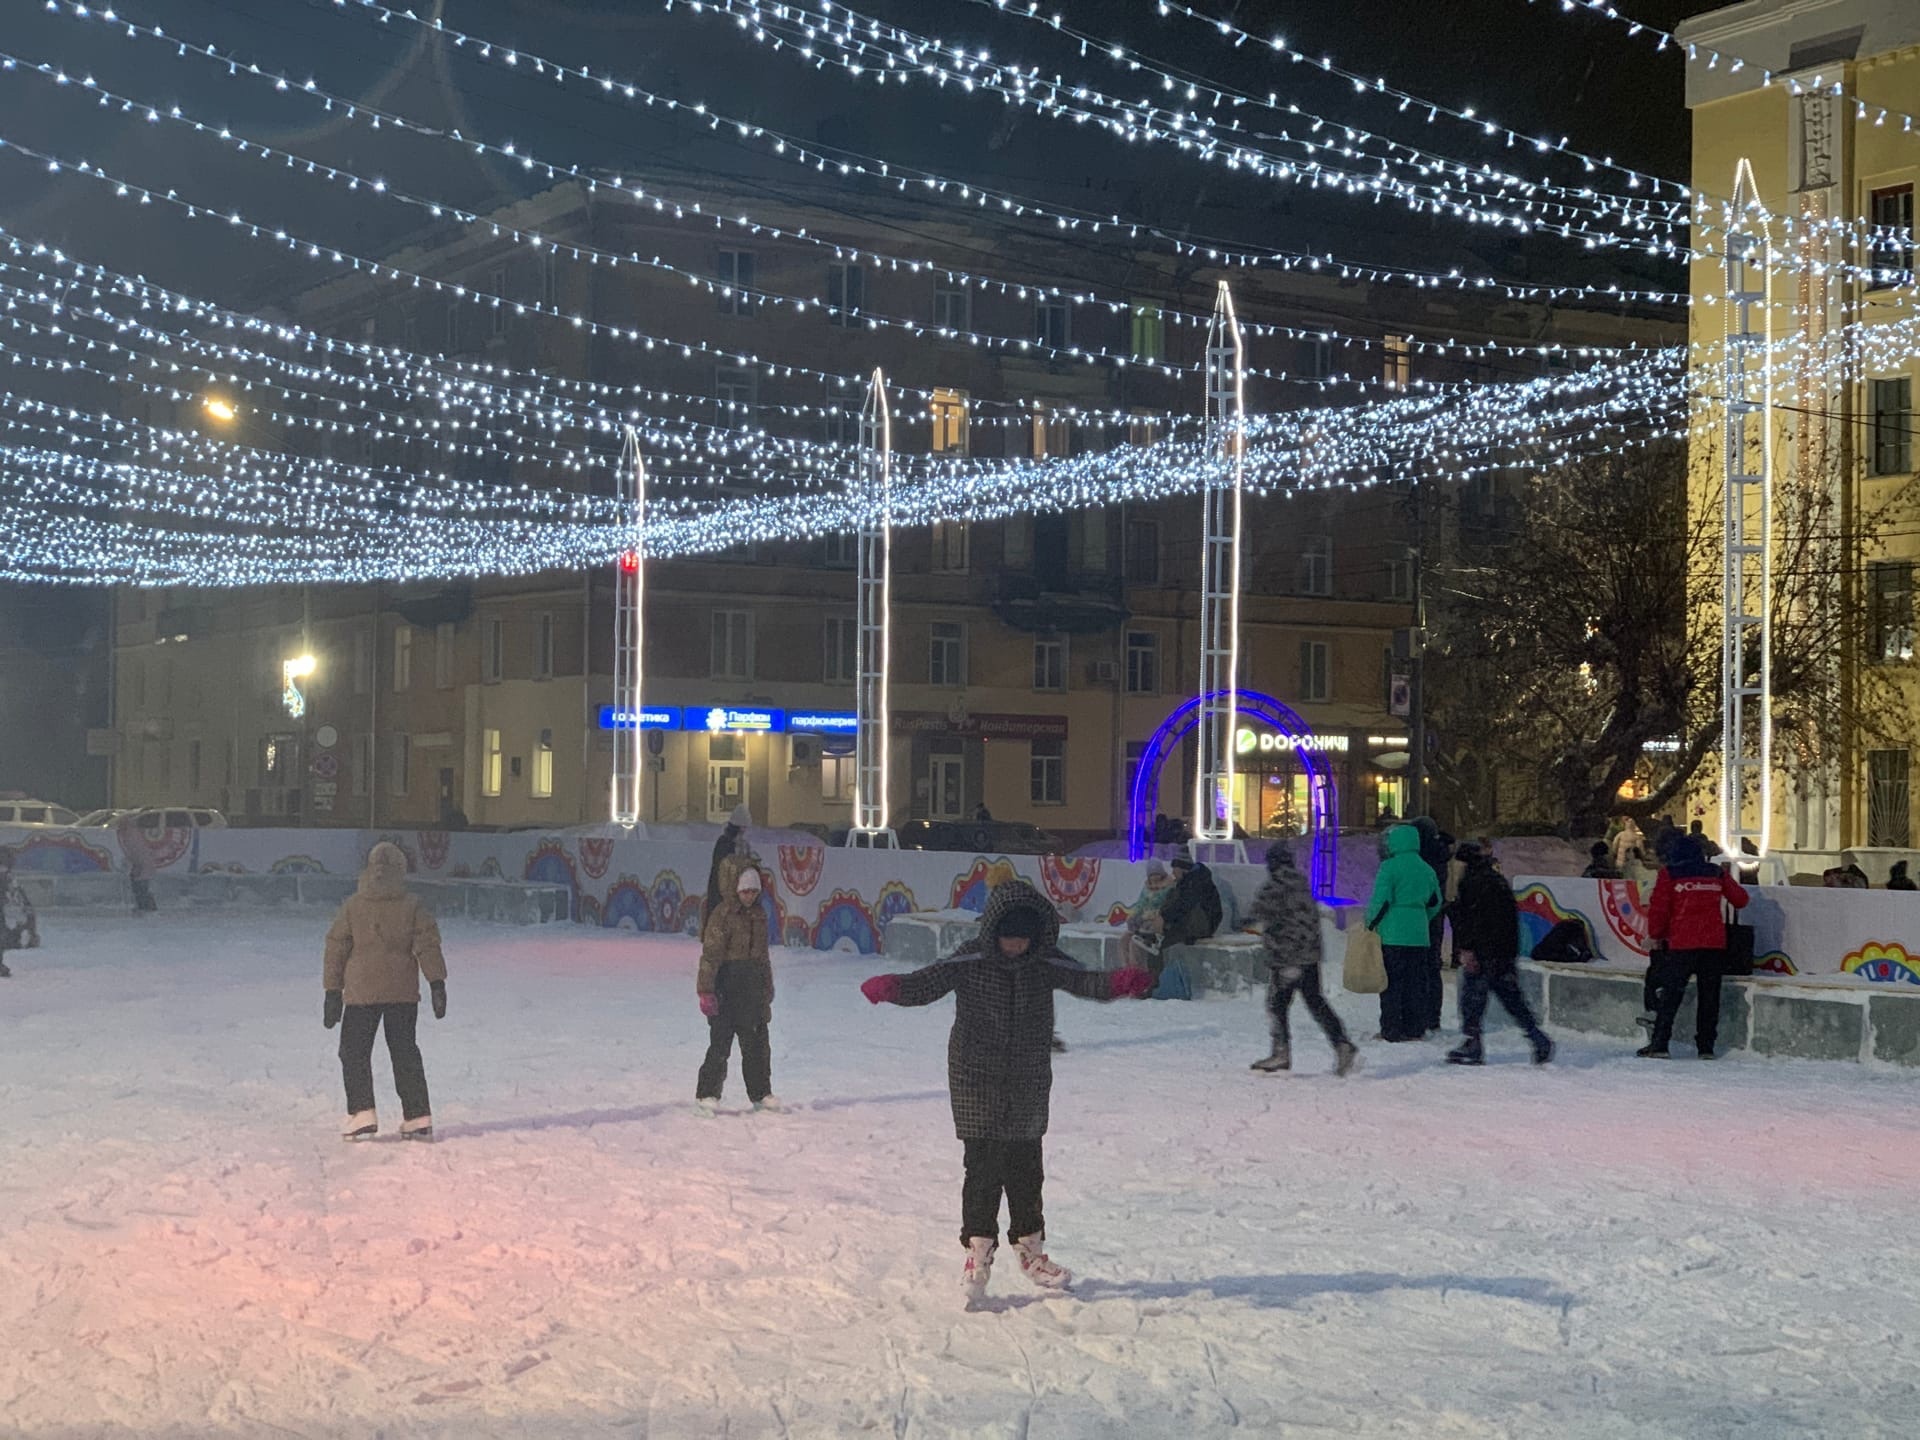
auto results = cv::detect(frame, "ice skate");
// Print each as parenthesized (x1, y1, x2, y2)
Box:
(753, 1095, 785, 1113)
(1446, 1038, 1485, 1066)
(961, 1236, 996, 1310)
(400, 1115, 434, 1142)
(1636, 1043, 1670, 1059)
(693, 1097, 719, 1118)
(1011, 1233, 1071, 1291)
(1334, 1040, 1361, 1077)
(1249, 1042, 1291, 1073)
(341, 1110, 378, 1141)
(1696, 1048, 1717, 1060)
(1531, 1035, 1555, 1066)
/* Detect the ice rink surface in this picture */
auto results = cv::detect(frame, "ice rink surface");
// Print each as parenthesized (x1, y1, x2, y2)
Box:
(4, 915, 1919, 1438)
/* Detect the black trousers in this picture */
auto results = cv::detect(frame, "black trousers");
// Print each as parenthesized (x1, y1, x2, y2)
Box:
(339, 1003, 431, 1120)
(1650, 948, 1723, 1052)
(696, 1013, 771, 1103)
(1269, 964, 1350, 1051)
(960, 1137, 1045, 1246)
(1379, 944, 1429, 1041)
(1460, 965, 1546, 1042)
(131, 878, 157, 913)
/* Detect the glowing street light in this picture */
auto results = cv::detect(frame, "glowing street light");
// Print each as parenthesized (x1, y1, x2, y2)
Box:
(202, 394, 238, 424)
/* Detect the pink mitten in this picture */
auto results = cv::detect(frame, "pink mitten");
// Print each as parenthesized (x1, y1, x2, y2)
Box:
(1110, 967, 1155, 1000)
(699, 992, 719, 1017)
(861, 974, 902, 1006)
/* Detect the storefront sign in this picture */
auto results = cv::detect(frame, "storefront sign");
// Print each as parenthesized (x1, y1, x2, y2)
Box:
(1235, 727, 1350, 756)
(701, 706, 782, 733)
(598, 705, 682, 731)
(897, 711, 1069, 740)
(786, 711, 859, 734)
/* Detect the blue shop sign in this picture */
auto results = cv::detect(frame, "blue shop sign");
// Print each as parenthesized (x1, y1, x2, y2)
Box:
(598, 705, 681, 731)
(785, 710, 858, 735)
(700, 706, 783, 733)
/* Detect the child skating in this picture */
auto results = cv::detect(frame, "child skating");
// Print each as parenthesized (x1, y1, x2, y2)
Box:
(1245, 845, 1358, 1076)
(859, 879, 1154, 1309)
(322, 842, 447, 1141)
(695, 855, 779, 1115)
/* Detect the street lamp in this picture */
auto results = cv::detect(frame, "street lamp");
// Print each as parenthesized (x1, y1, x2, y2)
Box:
(283, 654, 316, 718)
(203, 394, 239, 424)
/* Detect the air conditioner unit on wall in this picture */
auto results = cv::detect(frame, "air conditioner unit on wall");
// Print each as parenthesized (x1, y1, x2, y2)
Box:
(790, 736, 822, 768)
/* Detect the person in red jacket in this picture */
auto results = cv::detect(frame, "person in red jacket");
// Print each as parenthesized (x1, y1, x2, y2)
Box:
(1639, 834, 1749, 1059)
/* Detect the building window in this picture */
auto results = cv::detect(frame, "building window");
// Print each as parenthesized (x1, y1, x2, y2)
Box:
(1036, 297, 1071, 350)
(717, 249, 757, 316)
(353, 733, 373, 798)
(353, 630, 372, 695)
(1127, 412, 1161, 449)
(533, 728, 555, 799)
(392, 626, 413, 692)
(1004, 515, 1032, 568)
(1127, 519, 1161, 584)
(824, 616, 859, 684)
(1030, 738, 1065, 805)
(435, 623, 455, 689)
(1298, 536, 1334, 596)
(1126, 631, 1159, 694)
(1871, 377, 1912, 475)
(824, 409, 861, 450)
(1033, 635, 1067, 692)
(930, 387, 969, 455)
(1031, 408, 1070, 458)
(1385, 557, 1414, 602)
(1870, 561, 1914, 664)
(533, 612, 555, 680)
(716, 365, 756, 420)
(484, 617, 505, 683)
(390, 733, 410, 797)
(932, 520, 971, 574)
(1077, 509, 1109, 573)
(1869, 185, 1914, 290)
(1383, 334, 1411, 391)
(823, 532, 857, 568)
(929, 621, 966, 686)
(822, 750, 855, 802)
(827, 261, 865, 326)
(1870, 749, 1912, 847)
(1300, 641, 1332, 703)
(1303, 336, 1333, 381)
(711, 609, 753, 679)
(489, 266, 509, 337)
(482, 729, 503, 797)
(1130, 301, 1165, 363)
(933, 281, 970, 332)
(541, 250, 560, 309)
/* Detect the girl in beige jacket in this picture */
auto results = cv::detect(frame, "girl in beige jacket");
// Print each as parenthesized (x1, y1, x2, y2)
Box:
(323, 842, 448, 1141)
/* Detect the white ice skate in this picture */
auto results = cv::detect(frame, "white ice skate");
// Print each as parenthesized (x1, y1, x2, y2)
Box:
(400, 1115, 435, 1142)
(961, 1236, 997, 1310)
(753, 1095, 785, 1113)
(693, 1097, 719, 1118)
(341, 1110, 378, 1141)
(1011, 1232, 1072, 1291)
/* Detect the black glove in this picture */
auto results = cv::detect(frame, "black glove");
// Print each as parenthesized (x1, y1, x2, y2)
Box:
(323, 990, 343, 1029)
(430, 980, 447, 1020)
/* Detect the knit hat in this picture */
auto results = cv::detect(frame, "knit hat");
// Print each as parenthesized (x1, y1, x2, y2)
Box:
(735, 864, 763, 894)
(1265, 844, 1295, 873)
(729, 803, 751, 828)
(1171, 848, 1194, 871)
(1144, 857, 1170, 881)
(996, 904, 1045, 941)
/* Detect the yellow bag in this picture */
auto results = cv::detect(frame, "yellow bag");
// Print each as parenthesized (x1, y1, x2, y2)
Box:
(1342, 922, 1387, 994)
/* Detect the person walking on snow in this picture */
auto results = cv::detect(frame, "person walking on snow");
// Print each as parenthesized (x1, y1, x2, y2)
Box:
(116, 813, 159, 915)
(703, 803, 753, 931)
(695, 854, 780, 1115)
(859, 880, 1155, 1309)
(1445, 846, 1553, 1066)
(323, 843, 446, 1141)
(0, 847, 38, 977)
(1366, 823, 1443, 1042)
(1246, 845, 1358, 1076)
(1640, 835, 1749, 1059)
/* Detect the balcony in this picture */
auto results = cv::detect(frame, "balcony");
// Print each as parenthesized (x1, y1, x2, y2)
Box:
(991, 572, 1128, 635)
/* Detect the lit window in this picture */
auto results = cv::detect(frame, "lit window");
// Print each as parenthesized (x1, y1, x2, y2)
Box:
(1869, 186, 1914, 290)
(930, 387, 970, 455)
(483, 729, 503, 797)
(533, 729, 554, 799)
(1383, 334, 1411, 391)
(1870, 562, 1914, 664)
(1031, 408, 1070, 458)
(392, 627, 413, 691)
(1130, 301, 1165, 363)
(822, 750, 856, 802)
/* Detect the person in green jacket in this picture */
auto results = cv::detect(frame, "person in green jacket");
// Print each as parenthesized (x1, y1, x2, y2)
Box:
(1365, 823, 1443, 1042)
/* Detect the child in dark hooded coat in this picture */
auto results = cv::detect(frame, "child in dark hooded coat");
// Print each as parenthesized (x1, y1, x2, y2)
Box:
(1244, 846, 1358, 1075)
(860, 880, 1154, 1308)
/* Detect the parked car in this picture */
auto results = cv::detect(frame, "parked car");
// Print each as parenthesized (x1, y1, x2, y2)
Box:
(0, 798, 83, 828)
(77, 808, 135, 828)
(120, 806, 229, 832)
(897, 819, 1064, 856)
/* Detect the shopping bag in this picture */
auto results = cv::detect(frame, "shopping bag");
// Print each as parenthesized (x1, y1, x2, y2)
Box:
(1342, 923, 1387, 994)
(1723, 920, 1756, 977)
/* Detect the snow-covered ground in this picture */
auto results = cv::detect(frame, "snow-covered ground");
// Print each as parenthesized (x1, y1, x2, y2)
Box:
(5, 917, 1920, 1439)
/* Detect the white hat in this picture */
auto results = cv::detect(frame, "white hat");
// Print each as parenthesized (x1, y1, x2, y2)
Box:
(729, 803, 751, 828)
(735, 865, 763, 894)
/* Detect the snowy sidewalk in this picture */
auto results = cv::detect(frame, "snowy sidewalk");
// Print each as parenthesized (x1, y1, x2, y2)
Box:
(3, 915, 1919, 1437)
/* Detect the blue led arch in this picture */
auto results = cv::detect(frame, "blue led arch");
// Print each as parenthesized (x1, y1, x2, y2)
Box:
(1128, 689, 1338, 900)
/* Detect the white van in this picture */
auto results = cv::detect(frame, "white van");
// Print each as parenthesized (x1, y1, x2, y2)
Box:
(0, 799, 82, 828)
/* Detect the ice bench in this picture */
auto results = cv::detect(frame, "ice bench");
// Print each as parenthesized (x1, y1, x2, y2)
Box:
(884, 909, 1269, 996)
(18, 872, 574, 926)
(1518, 960, 1920, 1065)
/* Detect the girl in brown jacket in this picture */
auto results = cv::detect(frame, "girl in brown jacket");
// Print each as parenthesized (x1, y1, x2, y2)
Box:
(323, 842, 448, 1141)
(695, 853, 777, 1115)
